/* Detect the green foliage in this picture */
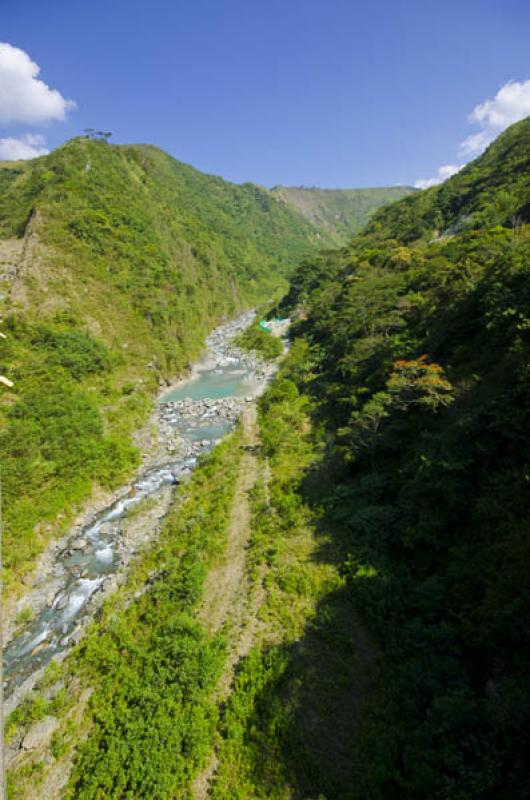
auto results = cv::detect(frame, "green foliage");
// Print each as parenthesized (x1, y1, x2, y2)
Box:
(29, 323, 115, 379)
(213, 354, 371, 800)
(6, 686, 70, 744)
(278, 118, 530, 797)
(5, 114, 530, 799)
(213, 369, 319, 800)
(65, 433, 243, 798)
(212, 647, 293, 800)
(0, 136, 323, 589)
(270, 184, 417, 245)
(366, 116, 530, 243)
(0, 317, 139, 581)
(235, 323, 284, 360)
(343, 356, 454, 458)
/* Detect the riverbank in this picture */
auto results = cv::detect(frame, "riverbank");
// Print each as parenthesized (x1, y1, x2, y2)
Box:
(4, 310, 281, 711)
(6, 404, 250, 797)
(5, 336, 374, 800)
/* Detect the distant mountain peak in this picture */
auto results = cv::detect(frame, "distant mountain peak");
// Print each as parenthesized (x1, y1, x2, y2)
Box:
(269, 184, 416, 244)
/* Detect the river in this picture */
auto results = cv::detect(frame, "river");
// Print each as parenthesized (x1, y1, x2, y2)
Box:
(3, 311, 274, 705)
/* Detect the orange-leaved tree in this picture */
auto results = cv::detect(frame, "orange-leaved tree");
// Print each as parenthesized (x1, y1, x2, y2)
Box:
(343, 356, 454, 460)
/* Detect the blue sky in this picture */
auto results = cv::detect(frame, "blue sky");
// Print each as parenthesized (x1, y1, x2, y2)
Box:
(1, 0, 530, 188)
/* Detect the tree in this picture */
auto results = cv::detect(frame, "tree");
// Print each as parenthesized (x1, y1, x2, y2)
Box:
(387, 356, 454, 411)
(83, 129, 113, 143)
(344, 356, 454, 460)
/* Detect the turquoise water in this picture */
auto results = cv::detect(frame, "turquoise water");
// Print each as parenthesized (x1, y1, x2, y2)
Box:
(179, 422, 231, 442)
(5, 316, 259, 701)
(163, 369, 254, 402)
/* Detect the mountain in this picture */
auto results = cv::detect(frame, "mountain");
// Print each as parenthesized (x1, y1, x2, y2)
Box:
(366, 115, 530, 242)
(270, 184, 416, 244)
(5, 122, 530, 799)
(0, 136, 324, 591)
(0, 137, 418, 593)
(245, 117, 530, 798)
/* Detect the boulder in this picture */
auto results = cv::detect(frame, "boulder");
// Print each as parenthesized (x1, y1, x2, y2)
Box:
(21, 715, 59, 750)
(71, 538, 87, 551)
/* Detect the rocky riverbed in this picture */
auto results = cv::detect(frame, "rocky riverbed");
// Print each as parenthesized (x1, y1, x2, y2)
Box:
(3, 310, 281, 712)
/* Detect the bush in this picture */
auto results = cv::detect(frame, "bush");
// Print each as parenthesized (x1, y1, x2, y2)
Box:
(235, 324, 284, 360)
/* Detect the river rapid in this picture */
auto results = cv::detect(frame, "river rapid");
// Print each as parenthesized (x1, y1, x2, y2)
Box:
(4, 311, 276, 710)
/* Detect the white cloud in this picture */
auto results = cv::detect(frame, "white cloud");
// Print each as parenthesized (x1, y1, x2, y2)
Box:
(460, 78, 530, 156)
(414, 163, 463, 190)
(415, 77, 530, 188)
(0, 133, 49, 160)
(0, 42, 76, 125)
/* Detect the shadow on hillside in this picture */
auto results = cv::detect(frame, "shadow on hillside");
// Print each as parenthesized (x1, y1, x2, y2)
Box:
(229, 460, 380, 800)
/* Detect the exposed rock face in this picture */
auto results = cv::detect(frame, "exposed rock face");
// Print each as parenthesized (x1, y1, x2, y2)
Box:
(0, 238, 23, 283)
(21, 716, 59, 751)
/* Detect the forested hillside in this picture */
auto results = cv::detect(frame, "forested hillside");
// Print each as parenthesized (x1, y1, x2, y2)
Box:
(4, 119, 530, 799)
(0, 136, 321, 591)
(270, 184, 415, 244)
(252, 116, 530, 798)
(365, 116, 530, 242)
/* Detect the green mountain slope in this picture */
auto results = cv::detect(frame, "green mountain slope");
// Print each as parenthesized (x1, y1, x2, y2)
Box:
(270, 184, 416, 244)
(0, 137, 321, 590)
(4, 121, 530, 797)
(367, 115, 530, 242)
(218, 119, 530, 798)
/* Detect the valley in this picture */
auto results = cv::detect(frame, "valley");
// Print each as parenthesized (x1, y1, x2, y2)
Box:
(1, 117, 530, 799)
(4, 312, 276, 705)
(270, 184, 416, 244)
(0, 137, 404, 600)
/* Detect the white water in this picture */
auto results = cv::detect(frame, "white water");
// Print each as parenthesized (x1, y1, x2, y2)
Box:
(4, 312, 268, 699)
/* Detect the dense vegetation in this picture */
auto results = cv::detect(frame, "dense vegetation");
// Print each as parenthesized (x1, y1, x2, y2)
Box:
(210, 341, 373, 799)
(65, 434, 243, 798)
(4, 117, 530, 799)
(0, 313, 142, 580)
(270, 185, 416, 244)
(264, 116, 530, 797)
(6, 432, 243, 797)
(0, 138, 410, 591)
(0, 137, 321, 590)
(365, 116, 530, 243)
(235, 322, 284, 360)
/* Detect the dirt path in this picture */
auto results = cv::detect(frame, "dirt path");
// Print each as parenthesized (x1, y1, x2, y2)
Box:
(193, 404, 267, 800)
(198, 404, 258, 636)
